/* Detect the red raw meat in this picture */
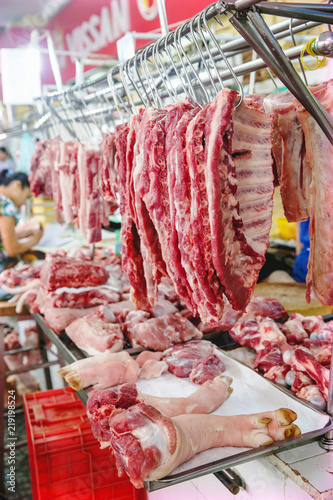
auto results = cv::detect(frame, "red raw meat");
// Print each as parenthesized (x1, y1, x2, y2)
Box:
(65, 316, 124, 355)
(132, 108, 168, 303)
(127, 314, 202, 351)
(186, 103, 225, 321)
(163, 340, 215, 378)
(289, 347, 329, 400)
(189, 354, 225, 384)
(294, 79, 333, 304)
(77, 144, 102, 243)
(36, 286, 119, 312)
(230, 317, 286, 352)
(29, 141, 53, 198)
(58, 141, 75, 224)
(254, 344, 284, 372)
(242, 296, 288, 321)
(204, 89, 264, 311)
(232, 96, 274, 258)
(117, 120, 150, 310)
(100, 132, 119, 213)
(263, 90, 309, 222)
(40, 254, 109, 291)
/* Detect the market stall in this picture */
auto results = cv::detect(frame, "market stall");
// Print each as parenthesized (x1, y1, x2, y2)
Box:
(0, 0, 333, 498)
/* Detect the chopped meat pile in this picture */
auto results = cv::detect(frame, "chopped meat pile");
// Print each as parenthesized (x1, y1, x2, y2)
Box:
(229, 312, 332, 408)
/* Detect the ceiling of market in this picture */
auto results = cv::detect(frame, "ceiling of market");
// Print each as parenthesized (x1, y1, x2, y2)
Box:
(0, 0, 71, 30)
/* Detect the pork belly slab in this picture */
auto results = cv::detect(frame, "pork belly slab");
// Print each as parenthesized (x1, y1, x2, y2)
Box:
(40, 254, 109, 291)
(65, 316, 124, 355)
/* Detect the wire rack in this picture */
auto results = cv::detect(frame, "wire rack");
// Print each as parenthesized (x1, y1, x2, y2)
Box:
(15, 0, 331, 145)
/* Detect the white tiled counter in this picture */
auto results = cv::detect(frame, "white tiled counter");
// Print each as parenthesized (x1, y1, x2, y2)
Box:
(148, 443, 333, 500)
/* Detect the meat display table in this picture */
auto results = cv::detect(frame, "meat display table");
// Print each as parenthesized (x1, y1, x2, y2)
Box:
(31, 313, 333, 499)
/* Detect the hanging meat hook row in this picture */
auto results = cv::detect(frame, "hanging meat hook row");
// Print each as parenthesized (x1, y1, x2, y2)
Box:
(107, 66, 130, 122)
(119, 60, 138, 115)
(288, 18, 308, 86)
(152, 39, 177, 104)
(203, 7, 244, 106)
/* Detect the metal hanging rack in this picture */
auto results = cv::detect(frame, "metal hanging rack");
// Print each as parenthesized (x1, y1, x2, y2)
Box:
(15, 0, 329, 146)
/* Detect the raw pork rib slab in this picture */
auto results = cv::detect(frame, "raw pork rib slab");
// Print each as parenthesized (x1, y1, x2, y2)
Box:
(232, 96, 274, 257)
(204, 89, 265, 311)
(186, 103, 225, 321)
(144, 102, 195, 312)
(294, 79, 333, 304)
(132, 108, 168, 303)
(263, 90, 309, 222)
(40, 254, 109, 291)
(127, 313, 202, 351)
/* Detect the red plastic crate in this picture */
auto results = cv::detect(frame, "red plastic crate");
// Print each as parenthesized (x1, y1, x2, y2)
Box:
(24, 387, 147, 500)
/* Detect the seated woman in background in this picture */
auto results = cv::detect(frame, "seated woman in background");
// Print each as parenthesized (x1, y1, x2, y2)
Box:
(0, 146, 15, 175)
(0, 171, 43, 272)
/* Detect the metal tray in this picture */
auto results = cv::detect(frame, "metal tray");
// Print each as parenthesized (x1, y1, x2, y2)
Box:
(141, 350, 332, 492)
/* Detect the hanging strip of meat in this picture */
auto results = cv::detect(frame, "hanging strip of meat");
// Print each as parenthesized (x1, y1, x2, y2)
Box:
(263, 90, 309, 222)
(233, 96, 274, 257)
(294, 79, 333, 305)
(116, 121, 150, 310)
(204, 89, 264, 311)
(132, 108, 168, 304)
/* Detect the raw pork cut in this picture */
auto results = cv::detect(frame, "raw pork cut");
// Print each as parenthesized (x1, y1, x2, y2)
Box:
(100, 132, 119, 212)
(139, 360, 168, 379)
(77, 144, 102, 243)
(204, 89, 265, 311)
(35, 286, 119, 313)
(117, 120, 150, 310)
(43, 305, 101, 334)
(58, 351, 139, 390)
(189, 354, 226, 384)
(87, 375, 232, 427)
(294, 79, 333, 304)
(88, 396, 300, 488)
(163, 340, 215, 378)
(127, 314, 202, 351)
(136, 351, 164, 367)
(232, 96, 274, 258)
(40, 254, 109, 291)
(263, 90, 309, 222)
(230, 317, 286, 351)
(65, 316, 124, 355)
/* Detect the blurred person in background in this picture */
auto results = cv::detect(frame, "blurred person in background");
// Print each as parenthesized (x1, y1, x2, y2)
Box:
(0, 146, 15, 175)
(0, 171, 43, 271)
